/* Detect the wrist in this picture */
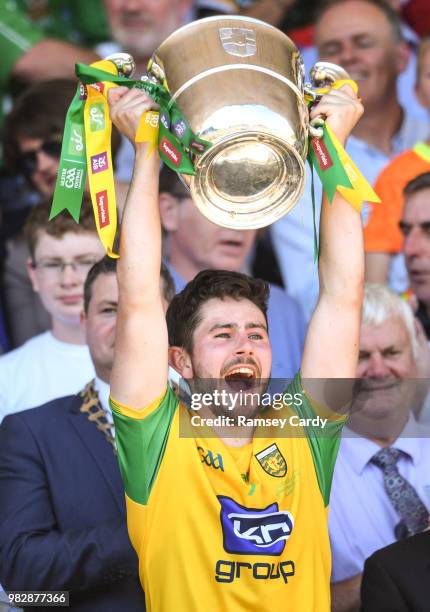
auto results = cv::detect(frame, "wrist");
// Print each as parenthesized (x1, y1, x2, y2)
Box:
(134, 143, 160, 160)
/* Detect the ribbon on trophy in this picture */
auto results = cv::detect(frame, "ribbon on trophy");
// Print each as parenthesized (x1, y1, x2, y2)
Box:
(50, 59, 211, 256)
(305, 79, 380, 260)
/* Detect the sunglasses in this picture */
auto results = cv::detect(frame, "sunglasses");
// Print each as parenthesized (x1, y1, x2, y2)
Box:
(19, 140, 63, 175)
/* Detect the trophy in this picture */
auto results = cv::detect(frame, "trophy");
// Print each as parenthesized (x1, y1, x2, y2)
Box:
(109, 16, 350, 230)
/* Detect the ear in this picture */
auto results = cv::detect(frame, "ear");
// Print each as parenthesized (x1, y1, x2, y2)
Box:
(26, 258, 39, 293)
(395, 40, 409, 75)
(159, 192, 180, 232)
(168, 346, 194, 377)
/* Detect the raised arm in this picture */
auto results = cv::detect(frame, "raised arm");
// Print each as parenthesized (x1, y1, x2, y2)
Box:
(301, 85, 364, 381)
(108, 87, 168, 408)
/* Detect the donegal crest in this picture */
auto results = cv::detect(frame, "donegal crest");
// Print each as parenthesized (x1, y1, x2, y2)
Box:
(256, 444, 287, 478)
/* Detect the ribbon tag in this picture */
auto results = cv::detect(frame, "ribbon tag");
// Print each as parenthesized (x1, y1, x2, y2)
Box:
(308, 124, 380, 211)
(305, 77, 380, 259)
(50, 61, 212, 258)
(308, 125, 354, 203)
(84, 78, 119, 257)
(136, 110, 159, 147)
(326, 125, 380, 211)
(50, 85, 87, 222)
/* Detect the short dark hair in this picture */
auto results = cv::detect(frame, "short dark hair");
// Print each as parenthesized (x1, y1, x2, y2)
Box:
(84, 256, 117, 313)
(159, 164, 190, 199)
(315, 0, 403, 43)
(161, 262, 176, 304)
(166, 269, 269, 352)
(3, 79, 76, 174)
(3, 78, 122, 176)
(84, 257, 175, 312)
(24, 194, 97, 259)
(404, 172, 430, 197)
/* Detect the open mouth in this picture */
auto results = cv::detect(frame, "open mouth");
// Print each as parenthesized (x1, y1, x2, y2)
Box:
(224, 366, 257, 391)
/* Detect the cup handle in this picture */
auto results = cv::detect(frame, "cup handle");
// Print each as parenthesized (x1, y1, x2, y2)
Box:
(305, 61, 353, 138)
(104, 52, 136, 78)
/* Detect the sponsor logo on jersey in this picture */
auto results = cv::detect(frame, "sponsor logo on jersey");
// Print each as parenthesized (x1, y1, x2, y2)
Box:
(215, 559, 295, 584)
(256, 443, 287, 478)
(198, 446, 224, 471)
(218, 495, 294, 556)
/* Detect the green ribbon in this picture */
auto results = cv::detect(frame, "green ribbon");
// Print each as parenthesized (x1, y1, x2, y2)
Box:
(50, 62, 211, 222)
(307, 127, 353, 201)
(75, 63, 211, 173)
(50, 84, 87, 221)
(306, 122, 354, 261)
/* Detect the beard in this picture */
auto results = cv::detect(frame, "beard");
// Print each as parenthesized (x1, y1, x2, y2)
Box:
(188, 357, 270, 423)
(111, 11, 186, 60)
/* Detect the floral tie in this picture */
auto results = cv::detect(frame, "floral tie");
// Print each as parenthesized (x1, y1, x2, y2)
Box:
(371, 447, 429, 539)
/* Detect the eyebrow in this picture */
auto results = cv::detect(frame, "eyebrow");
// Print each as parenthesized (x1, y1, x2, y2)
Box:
(98, 300, 118, 308)
(209, 322, 267, 332)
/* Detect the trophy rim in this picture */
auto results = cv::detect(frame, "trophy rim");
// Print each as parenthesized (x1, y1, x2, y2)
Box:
(190, 132, 307, 230)
(154, 14, 299, 53)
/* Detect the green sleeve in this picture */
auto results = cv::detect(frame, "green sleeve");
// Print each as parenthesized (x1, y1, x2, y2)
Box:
(287, 372, 346, 507)
(0, 0, 44, 87)
(111, 386, 179, 505)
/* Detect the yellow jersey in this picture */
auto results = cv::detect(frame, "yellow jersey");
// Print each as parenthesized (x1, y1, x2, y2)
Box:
(111, 373, 345, 612)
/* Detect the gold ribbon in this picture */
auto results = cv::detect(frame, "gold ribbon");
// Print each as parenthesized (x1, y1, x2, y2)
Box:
(83, 60, 120, 257)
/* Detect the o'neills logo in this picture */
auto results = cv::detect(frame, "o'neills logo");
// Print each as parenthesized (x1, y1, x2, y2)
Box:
(311, 138, 333, 171)
(160, 137, 181, 167)
(96, 190, 110, 228)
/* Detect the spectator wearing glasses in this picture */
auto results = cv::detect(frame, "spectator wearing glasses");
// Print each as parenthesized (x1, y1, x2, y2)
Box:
(1, 79, 122, 348)
(3, 80, 79, 223)
(0, 197, 104, 422)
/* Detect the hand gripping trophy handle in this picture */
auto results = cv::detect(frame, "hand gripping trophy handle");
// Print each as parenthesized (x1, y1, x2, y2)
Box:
(101, 28, 353, 231)
(104, 52, 167, 88)
(304, 61, 352, 138)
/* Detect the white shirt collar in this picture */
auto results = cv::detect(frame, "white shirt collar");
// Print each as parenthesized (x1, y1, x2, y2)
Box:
(93, 376, 111, 418)
(341, 413, 429, 475)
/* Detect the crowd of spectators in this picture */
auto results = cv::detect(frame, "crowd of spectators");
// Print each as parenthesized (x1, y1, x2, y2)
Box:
(0, 0, 430, 610)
